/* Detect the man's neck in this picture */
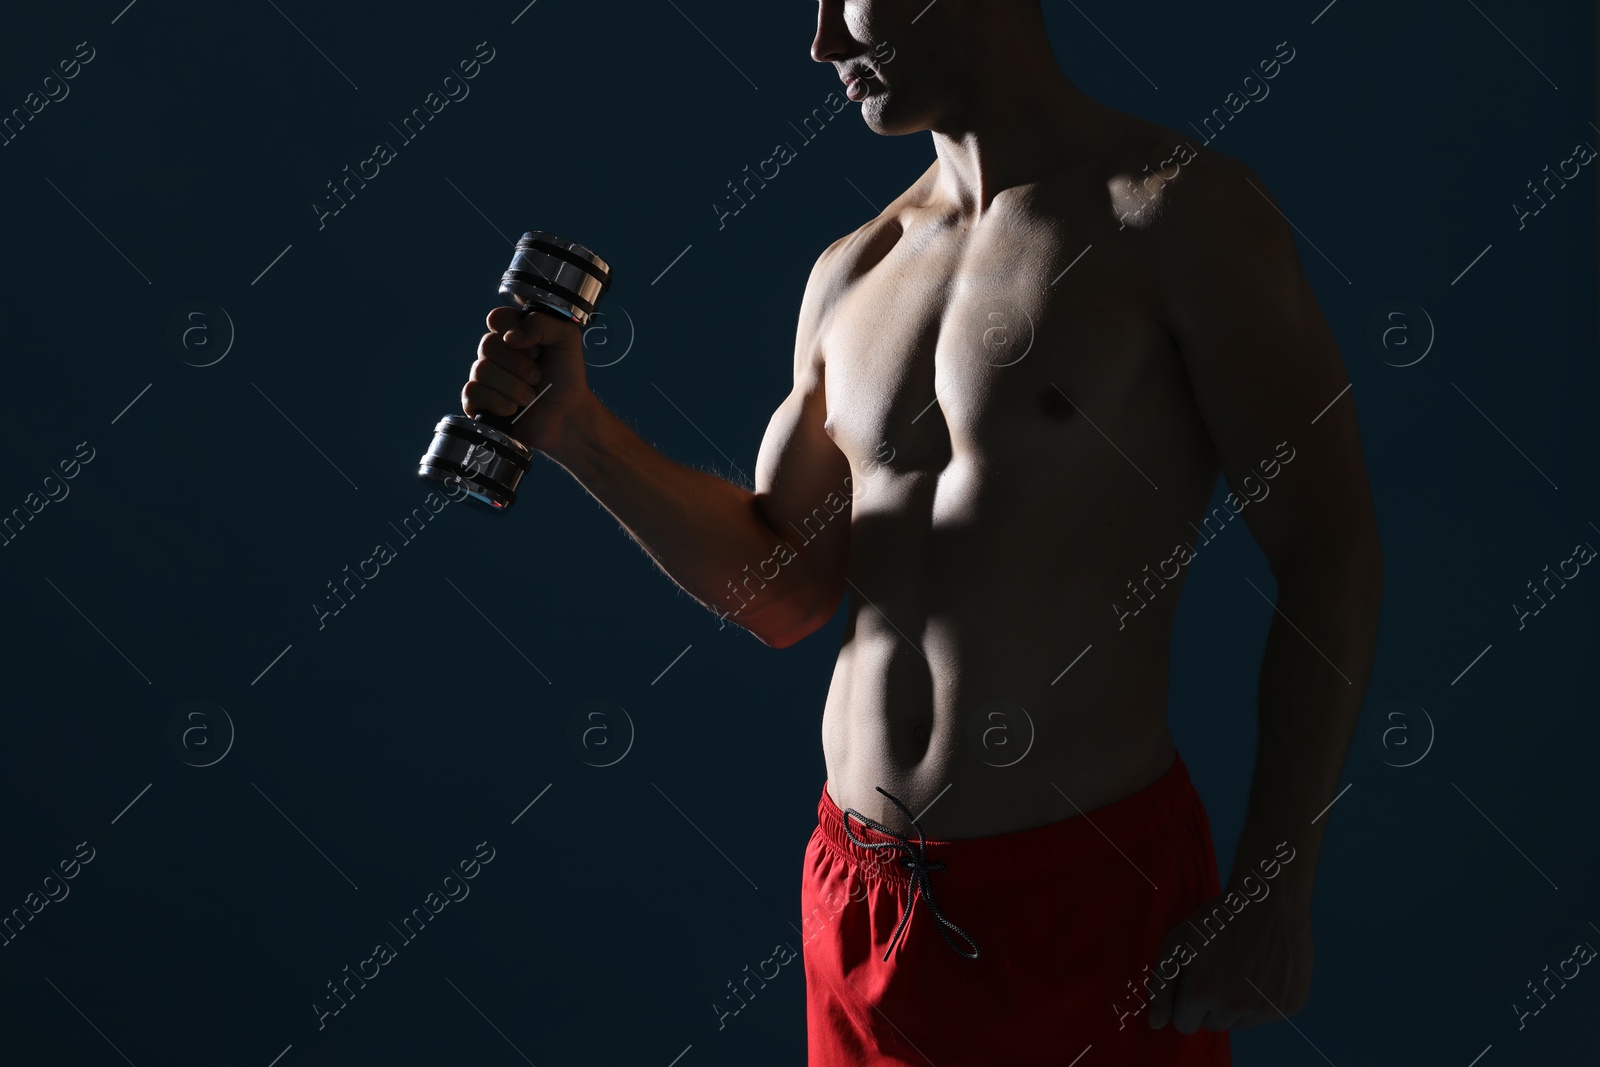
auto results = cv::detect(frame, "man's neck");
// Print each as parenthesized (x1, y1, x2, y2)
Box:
(927, 70, 1105, 223)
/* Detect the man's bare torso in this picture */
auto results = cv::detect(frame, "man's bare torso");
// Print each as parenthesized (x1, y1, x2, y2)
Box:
(819, 111, 1230, 839)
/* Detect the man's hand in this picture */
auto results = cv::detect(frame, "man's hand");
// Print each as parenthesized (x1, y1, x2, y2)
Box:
(462, 306, 592, 454)
(1146, 892, 1314, 1033)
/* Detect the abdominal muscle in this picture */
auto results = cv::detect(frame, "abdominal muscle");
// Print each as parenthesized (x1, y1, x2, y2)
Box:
(819, 458, 1185, 841)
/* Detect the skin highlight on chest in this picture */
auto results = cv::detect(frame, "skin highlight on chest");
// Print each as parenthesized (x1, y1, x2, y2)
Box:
(819, 176, 1163, 487)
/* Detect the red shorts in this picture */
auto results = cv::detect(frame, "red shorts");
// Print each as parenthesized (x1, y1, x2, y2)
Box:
(800, 753, 1231, 1066)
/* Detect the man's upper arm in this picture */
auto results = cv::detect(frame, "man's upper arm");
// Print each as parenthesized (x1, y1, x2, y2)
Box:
(1155, 155, 1381, 576)
(750, 238, 854, 632)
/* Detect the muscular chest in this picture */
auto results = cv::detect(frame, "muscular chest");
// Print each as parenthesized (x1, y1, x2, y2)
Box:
(821, 199, 1173, 476)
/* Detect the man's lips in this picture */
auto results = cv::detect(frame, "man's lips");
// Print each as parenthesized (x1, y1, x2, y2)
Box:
(841, 67, 877, 99)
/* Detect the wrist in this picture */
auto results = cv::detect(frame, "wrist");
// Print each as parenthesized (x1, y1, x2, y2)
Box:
(540, 390, 606, 470)
(1224, 834, 1314, 910)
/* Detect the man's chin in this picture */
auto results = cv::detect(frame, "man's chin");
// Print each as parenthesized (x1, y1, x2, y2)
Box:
(858, 100, 924, 137)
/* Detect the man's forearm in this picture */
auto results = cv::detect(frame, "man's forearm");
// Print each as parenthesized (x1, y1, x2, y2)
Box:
(1229, 550, 1384, 908)
(540, 396, 820, 645)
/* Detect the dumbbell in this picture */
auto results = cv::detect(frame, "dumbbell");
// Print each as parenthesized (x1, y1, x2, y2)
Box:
(417, 231, 613, 511)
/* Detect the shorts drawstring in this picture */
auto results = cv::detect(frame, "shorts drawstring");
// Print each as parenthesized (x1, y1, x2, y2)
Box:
(841, 785, 981, 962)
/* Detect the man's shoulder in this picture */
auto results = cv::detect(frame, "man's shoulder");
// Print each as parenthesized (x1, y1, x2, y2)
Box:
(991, 107, 1261, 237)
(792, 190, 924, 372)
(1097, 119, 1262, 229)
(804, 189, 919, 303)
(793, 222, 883, 344)
(1098, 132, 1296, 298)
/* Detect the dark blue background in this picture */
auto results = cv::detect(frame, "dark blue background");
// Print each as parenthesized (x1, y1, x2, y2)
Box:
(1, 1, 1595, 1064)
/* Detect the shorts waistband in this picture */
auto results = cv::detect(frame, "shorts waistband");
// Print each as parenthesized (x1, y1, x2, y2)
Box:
(815, 753, 1204, 885)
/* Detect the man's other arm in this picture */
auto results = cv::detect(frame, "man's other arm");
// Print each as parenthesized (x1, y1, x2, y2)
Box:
(1145, 152, 1384, 1030)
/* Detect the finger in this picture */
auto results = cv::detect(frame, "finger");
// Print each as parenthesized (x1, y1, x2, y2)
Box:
(505, 308, 570, 350)
(1146, 933, 1188, 1028)
(1147, 967, 1178, 1028)
(461, 379, 519, 419)
(470, 358, 537, 408)
(486, 305, 523, 335)
(1171, 985, 1213, 1035)
(477, 331, 541, 381)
